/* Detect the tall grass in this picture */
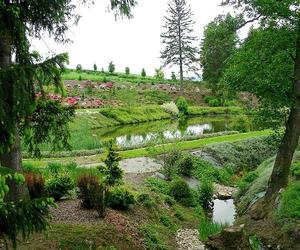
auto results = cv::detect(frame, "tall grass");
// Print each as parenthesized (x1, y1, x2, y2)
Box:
(199, 217, 225, 241)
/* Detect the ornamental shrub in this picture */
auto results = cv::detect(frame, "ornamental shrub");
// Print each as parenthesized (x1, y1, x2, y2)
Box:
(125, 66, 130, 75)
(198, 180, 214, 210)
(107, 187, 135, 210)
(177, 153, 193, 176)
(176, 96, 188, 115)
(77, 174, 100, 208)
(45, 174, 74, 201)
(25, 172, 45, 199)
(169, 178, 194, 206)
(108, 61, 115, 74)
(162, 149, 182, 180)
(141, 68, 146, 78)
(161, 102, 179, 117)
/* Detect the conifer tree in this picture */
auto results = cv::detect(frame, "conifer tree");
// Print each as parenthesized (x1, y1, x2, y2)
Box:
(160, 0, 198, 94)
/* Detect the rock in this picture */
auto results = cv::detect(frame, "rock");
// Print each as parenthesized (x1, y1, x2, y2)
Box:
(151, 172, 167, 180)
(214, 184, 237, 199)
(176, 229, 206, 250)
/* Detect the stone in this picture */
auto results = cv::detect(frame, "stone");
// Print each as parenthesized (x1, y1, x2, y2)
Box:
(176, 229, 206, 250)
(151, 172, 167, 180)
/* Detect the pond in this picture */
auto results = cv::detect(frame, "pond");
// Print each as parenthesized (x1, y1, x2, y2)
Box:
(212, 199, 236, 226)
(93, 115, 254, 148)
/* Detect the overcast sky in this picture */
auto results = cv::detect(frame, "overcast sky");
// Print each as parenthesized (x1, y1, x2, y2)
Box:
(31, 0, 230, 77)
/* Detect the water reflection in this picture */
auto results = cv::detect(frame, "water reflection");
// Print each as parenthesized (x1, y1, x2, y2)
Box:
(213, 199, 236, 225)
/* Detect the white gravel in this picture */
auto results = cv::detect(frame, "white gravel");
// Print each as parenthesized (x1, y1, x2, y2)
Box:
(176, 229, 206, 250)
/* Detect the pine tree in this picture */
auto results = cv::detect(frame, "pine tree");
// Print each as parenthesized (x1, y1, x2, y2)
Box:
(160, 0, 198, 94)
(141, 68, 146, 78)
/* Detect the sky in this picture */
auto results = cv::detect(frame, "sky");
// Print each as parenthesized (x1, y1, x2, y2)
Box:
(31, 0, 231, 78)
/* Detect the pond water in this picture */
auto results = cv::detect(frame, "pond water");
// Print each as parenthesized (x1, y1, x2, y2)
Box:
(213, 199, 236, 226)
(94, 115, 254, 148)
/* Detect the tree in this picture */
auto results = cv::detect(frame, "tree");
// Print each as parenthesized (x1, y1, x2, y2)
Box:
(76, 64, 83, 71)
(222, 0, 300, 216)
(0, 0, 136, 244)
(171, 71, 177, 81)
(141, 68, 146, 78)
(125, 66, 130, 75)
(155, 68, 165, 80)
(108, 61, 115, 74)
(200, 14, 241, 93)
(160, 0, 198, 94)
(93, 63, 97, 71)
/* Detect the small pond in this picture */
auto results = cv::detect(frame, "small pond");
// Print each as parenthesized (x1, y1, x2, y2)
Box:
(213, 199, 236, 226)
(93, 115, 255, 148)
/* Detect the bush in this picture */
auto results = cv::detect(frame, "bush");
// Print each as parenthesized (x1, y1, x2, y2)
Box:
(177, 153, 193, 176)
(208, 98, 221, 107)
(108, 61, 115, 74)
(25, 172, 45, 199)
(125, 67, 130, 75)
(137, 193, 155, 208)
(176, 96, 188, 115)
(171, 71, 176, 81)
(162, 149, 182, 180)
(279, 181, 300, 219)
(141, 68, 146, 78)
(198, 180, 214, 210)
(45, 175, 74, 201)
(161, 102, 179, 117)
(145, 178, 170, 195)
(107, 187, 135, 210)
(77, 174, 100, 208)
(164, 195, 176, 206)
(237, 171, 259, 196)
(291, 163, 300, 180)
(93, 63, 97, 71)
(76, 64, 82, 71)
(169, 178, 194, 206)
(160, 215, 171, 227)
(199, 217, 224, 241)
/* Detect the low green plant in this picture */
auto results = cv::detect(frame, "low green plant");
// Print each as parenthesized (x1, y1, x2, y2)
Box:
(176, 96, 188, 115)
(161, 101, 179, 117)
(237, 171, 259, 196)
(160, 215, 172, 227)
(177, 153, 193, 176)
(139, 225, 168, 250)
(162, 149, 182, 180)
(107, 187, 135, 210)
(291, 162, 300, 180)
(174, 209, 185, 220)
(137, 193, 155, 208)
(164, 195, 176, 206)
(169, 178, 194, 207)
(199, 217, 224, 241)
(198, 180, 214, 210)
(45, 174, 74, 201)
(145, 178, 170, 195)
(279, 181, 300, 219)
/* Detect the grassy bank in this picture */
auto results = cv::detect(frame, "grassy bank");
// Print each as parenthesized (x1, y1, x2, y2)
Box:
(187, 106, 243, 116)
(24, 130, 271, 167)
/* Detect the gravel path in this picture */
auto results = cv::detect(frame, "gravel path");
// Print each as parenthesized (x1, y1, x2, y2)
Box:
(176, 229, 206, 250)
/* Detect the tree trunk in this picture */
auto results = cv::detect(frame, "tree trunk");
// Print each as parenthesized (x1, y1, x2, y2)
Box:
(265, 31, 300, 197)
(0, 34, 27, 201)
(178, 17, 184, 95)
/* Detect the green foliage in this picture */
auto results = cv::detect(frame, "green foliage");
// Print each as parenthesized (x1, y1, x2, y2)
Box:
(108, 61, 115, 74)
(176, 96, 188, 115)
(141, 68, 146, 78)
(162, 149, 182, 180)
(76, 64, 82, 71)
(145, 178, 170, 195)
(198, 180, 214, 209)
(21, 99, 75, 158)
(164, 195, 176, 206)
(77, 174, 100, 208)
(169, 178, 194, 207)
(125, 66, 130, 75)
(93, 63, 97, 71)
(171, 72, 176, 81)
(45, 174, 74, 201)
(291, 163, 300, 180)
(137, 193, 156, 208)
(199, 217, 224, 241)
(279, 181, 300, 219)
(160, 215, 172, 227)
(155, 68, 165, 80)
(0, 172, 54, 248)
(101, 142, 123, 186)
(25, 172, 45, 199)
(237, 171, 259, 197)
(107, 187, 135, 210)
(139, 225, 168, 250)
(177, 153, 193, 176)
(200, 14, 241, 92)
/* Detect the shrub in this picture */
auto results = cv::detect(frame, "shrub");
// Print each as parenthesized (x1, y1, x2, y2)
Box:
(108, 61, 115, 74)
(176, 96, 188, 115)
(47, 163, 63, 176)
(208, 98, 221, 107)
(171, 71, 176, 81)
(25, 172, 45, 199)
(198, 180, 214, 210)
(125, 66, 130, 75)
(77, 174, 100, 208)
(161, 102, 179, 117)
(141, 68, 146, 78)
(139, 225, 168, 250)
(93, 63, 97, 71)
(155, 68, 164, 80)
(162, 149, 182, 180)
(169, 178, 194, 206)
(138, 193, 155, 208)
(237, 171, 259, 196)
(45, 175, 74, 201)
(164, 195, 176, 206)
(160, 215, 171, 227)
(291, 163, 300, 180)
(279, 181, 300, 219)
(145, 178, 170, 195)
(107, 187, 135, 210)
(174, 209, 185, 220)
(177, 153, 193, 176)
(76, 64, 82, 71)
(199, 217, 224, 241)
